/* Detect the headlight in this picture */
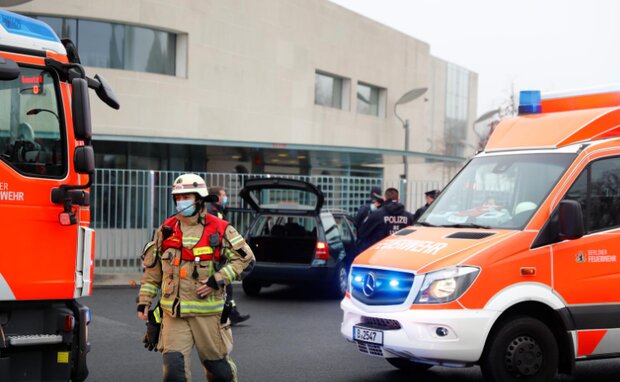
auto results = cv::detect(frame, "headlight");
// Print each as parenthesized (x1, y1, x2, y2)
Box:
(415, 266, 479, 304)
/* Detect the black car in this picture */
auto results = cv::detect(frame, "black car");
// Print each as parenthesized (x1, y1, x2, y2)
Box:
(239, 178, 358, 298)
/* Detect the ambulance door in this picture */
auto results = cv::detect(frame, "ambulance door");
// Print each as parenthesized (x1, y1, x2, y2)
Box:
(552, 156, 620, 357)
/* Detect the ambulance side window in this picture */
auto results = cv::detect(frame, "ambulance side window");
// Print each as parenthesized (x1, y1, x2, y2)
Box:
(563, 157, 620, 233)
(589, 158, 620, 231)
(563, 169, 588, 230)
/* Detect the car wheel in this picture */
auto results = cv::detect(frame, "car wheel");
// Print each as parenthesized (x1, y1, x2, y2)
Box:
(242, 280, 262, 296)
(481, 316, 558, 382)
(386, 358, 432, 373)
(326, 262, 348, 299)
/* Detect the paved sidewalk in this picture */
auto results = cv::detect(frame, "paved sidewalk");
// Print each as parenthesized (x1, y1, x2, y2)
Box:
(93, 273, 142, 288)
(94, 273, 242, 288)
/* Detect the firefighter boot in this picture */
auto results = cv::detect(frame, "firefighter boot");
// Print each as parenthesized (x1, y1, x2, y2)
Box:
(229, 306, 250, 326)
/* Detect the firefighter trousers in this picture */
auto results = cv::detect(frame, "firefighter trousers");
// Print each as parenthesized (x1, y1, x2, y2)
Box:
(159, 311, 236, 381)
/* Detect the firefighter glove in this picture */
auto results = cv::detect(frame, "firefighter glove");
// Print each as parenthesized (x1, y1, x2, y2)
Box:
(143, 305, 162, 351)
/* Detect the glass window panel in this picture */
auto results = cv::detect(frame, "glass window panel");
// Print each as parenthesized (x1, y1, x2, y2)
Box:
(424, 153, 574, 229)
(445, 64, 470, 156)
(315, 72, 342, 109)
(320, 213, 342, 244)
(124, 25, 176, 75)
(27, 15, 177, 76)
(589, 158, 620, 231)
(563, 169, 588, 230)
(0, 68, 65, 177)
(357, 82, 379, 116)
(77, 20, 124, 69)
(37, 16, 77, 42)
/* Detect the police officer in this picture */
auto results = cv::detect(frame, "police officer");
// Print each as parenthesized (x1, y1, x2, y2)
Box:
(137, 174, 255, 382)
(207, 186, 250, 326)
(413, 189, 439, 222)
(353, 186, 383, 230)
(357, 188, 414, 253)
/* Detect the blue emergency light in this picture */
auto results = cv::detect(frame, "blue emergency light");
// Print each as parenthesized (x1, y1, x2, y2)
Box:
(0, 10, 60, 42)
(518, 90, 542, 115)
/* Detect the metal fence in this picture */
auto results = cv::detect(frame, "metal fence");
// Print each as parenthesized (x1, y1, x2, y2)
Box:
(91, 169, 443, 273)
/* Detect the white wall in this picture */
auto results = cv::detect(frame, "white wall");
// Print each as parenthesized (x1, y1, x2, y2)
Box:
(10, 0, 477, 184)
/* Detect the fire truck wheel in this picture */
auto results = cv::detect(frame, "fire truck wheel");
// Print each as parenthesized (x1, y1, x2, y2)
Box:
(386, 357, 432, 373)
(481, 316, 558, 382)
(242, 279, 262, 296)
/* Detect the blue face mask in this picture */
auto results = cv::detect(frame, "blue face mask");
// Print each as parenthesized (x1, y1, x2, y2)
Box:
(176, 200, 196, 216)
(221, 196, 228, 207)
(370, 203, 377, 212)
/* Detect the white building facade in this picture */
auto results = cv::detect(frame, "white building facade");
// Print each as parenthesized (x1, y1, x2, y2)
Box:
(8, 0, 478, 192)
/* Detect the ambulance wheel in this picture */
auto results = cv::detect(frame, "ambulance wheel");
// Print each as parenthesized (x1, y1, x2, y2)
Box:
(387, 358, 432, 373)
(242, 280, 262, 296)
(481, 316, 558, 382)
(326, 263, 348, 299)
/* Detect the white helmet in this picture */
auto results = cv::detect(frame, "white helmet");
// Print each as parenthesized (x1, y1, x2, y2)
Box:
(514, 201, 537, 215)
(171, 174, 208, 198)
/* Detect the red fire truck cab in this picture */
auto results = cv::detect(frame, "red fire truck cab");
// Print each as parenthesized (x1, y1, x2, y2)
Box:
(0, 10, 119, 381)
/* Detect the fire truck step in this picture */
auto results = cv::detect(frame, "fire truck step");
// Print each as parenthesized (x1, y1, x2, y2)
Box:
(8, 334, 63, 346)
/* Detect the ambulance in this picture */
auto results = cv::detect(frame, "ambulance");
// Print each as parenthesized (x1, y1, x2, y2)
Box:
(0, 11, 118, 381)
(341, 88, 620, 381)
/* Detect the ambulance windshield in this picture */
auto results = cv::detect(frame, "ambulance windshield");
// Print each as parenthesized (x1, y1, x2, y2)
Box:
(420, 153, 575, 230)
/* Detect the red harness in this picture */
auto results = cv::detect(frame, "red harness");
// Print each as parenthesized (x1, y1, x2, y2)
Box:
(161, 213, 229, 261)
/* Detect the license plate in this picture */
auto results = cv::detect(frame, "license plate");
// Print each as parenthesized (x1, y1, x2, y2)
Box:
(353, 325, 383, 345)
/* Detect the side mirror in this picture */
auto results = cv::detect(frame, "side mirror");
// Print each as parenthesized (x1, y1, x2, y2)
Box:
(74, 146, 95, 174)
(71, 77, 92, 141)
(94, 74, 120, 110)
(559, 200, 584, 240)
(0, 57, 19, 81)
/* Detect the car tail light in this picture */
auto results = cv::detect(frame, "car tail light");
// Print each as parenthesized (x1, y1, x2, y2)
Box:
(64, 314, 75, 332)
(315, 241, 329, 260)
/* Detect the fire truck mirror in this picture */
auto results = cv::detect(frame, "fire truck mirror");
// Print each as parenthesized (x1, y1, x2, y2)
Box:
(559, 199, 584, 240)
(71, 77, 92, 141)
(94, 74, 120, 110)
(74, 145, 95, 174)
(0, 56, 19, 81)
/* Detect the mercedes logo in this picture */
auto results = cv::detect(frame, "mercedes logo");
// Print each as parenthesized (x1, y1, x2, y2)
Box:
(363, 272, 376, 297)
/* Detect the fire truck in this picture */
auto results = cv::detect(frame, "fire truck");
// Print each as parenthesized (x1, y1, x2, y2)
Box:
(0, 10, 118, 381)
(341, 88, 620, 381)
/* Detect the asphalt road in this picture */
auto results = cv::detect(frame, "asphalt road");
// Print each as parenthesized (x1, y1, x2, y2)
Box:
(83, 284, 620, 381)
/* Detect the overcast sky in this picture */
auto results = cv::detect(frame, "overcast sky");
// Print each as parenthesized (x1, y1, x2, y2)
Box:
(329, 0, 620, 115)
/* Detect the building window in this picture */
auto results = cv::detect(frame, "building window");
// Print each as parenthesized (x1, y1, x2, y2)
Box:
(315, 71, 349, 109)
(445, 64, 470, 157)
(356, 82, 385, 117)
(31, 15, 179, 76)
(77, 19, 125, 70)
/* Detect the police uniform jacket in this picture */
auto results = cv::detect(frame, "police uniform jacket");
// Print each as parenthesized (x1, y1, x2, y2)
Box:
(357, 200, 414, 253)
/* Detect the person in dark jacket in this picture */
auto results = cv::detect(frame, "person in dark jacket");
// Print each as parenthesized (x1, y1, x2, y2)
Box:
(353, 186, 384, 230)
(208, 186, 251, 326)
(413, 189, 439, 222)
(356, 188, 414, 253)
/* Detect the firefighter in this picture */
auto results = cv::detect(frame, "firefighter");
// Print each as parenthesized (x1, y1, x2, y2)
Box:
(207, 186, 251, 326)
(137, 173, 255, 382)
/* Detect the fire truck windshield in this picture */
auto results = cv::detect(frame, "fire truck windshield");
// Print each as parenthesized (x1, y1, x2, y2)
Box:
(0, 66, 65, 177)
(420, 153, 576, 230)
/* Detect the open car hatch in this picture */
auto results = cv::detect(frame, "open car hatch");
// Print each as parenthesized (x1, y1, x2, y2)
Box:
(239, 178, 324, 214)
